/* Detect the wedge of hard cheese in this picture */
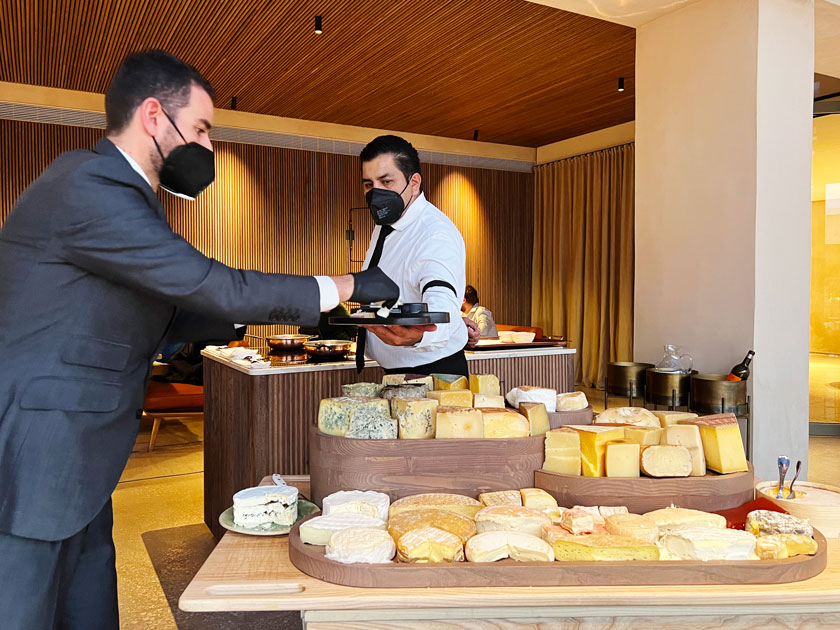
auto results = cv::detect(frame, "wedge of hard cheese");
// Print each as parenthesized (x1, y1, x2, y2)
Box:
(432, 373, 469, 390)
(664, 424, 706, 476)
(435, 407, 483, 438)
(469, 373, 501, 395)
(391, 397, 438, 439)
(479, 409, 530, 438)
(551, 533, 659, 561)
(427, 389, 473, 408)
(543, 428, 581, 475)
(519, 402, 550, 436)
(605, 439, 641, 478)
(679, 414, 748, 474)
(567, 425, 625, 477)
(639, 444, 692, 477)
(653, 410, 698, 427)
(622, 426, 664, 447)
(473, 393, 505, 408)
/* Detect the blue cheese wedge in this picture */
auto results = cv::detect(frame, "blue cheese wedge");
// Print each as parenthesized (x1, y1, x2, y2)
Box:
(380, 384, 428, 401)
(341, 382, 384, 398)
(232, 485, 298, 529)
(345, 405, 398, 439)
(746, 510, 814, 537)
(322, 490, 390, 521)
(318, 397, 390, 436)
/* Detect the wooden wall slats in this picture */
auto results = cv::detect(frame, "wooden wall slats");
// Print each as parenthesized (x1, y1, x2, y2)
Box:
(0, 119, 533, 332)
(0, 0, 635, 146)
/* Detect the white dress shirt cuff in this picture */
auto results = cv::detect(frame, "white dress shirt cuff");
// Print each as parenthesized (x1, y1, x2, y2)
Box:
(314, 276, 341, 312)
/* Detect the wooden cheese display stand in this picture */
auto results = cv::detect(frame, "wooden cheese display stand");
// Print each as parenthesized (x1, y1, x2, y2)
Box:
(547, 405, 593, 428)
(287, 514, 827, 588)
(308, 425, 544, 505)
(535, 464, 755, 514)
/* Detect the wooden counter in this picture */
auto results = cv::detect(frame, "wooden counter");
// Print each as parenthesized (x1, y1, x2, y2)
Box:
(201, 346, 575, 538)
(181, 520, 840, 629)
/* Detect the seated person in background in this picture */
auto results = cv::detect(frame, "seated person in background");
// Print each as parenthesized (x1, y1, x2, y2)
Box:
(299, 303, 357, 341)
(462, 285, 498, 337)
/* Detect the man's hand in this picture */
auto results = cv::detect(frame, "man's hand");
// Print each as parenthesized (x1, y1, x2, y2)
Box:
(363, 324, 436, 347)
(348, 268, 400, 305)
(463, 317, 480, 348)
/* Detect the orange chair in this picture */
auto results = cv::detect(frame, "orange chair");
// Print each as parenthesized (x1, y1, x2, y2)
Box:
(143, 381, 204, 451)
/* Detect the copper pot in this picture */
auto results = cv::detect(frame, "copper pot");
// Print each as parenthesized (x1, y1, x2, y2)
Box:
(266, 334, 312, 350)
(303, 339, 352, 359)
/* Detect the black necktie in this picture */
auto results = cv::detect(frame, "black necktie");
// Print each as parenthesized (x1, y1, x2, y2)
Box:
(356, 225, 394, 373)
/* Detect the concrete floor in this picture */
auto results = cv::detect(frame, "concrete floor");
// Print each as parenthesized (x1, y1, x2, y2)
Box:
(114, 356, 840, 629)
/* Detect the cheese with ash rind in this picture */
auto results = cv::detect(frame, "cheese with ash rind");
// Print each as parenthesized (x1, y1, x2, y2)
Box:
(475, 505, 552, 537)
(480, 409, 530, 438)
(432, 373, 469, 390)
(396, 526, 465, 563)
(639, 444, 692, 477)
(299, 513, 387, 546)
(679, 414, 748, 474)
(519, 402, 550, 436)
(435, 406, 483, 438)
(746, 510, 813, 537)
(427, 389, 473, 408)
(469, 373, 501, 395)
(595, 407, 660, 427)
(341, 382, 384, 398)
(556, 391, 589, 411)
(664, 424, 706, 476)
(391, 397, 438, 439)
(659, 527, 757, 561)
(325, 526, 396, 564)
(318, 397, 391, 437)
(506, 386, 557, 412)
(473, 393, 505, 408)
(388, 493, 483, 520)
(465, 531, 555, 562)
(322, 490, 390, 521)
(387, 508, 477, 543)
(479, 490, 522, 507)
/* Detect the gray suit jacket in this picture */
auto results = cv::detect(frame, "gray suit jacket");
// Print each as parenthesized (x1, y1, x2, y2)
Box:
(0, 138, 320, 541)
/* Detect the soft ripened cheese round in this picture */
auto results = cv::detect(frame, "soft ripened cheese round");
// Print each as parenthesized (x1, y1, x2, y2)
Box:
(604, 513, 658, 543)
(505, 386, 557, 412)
(388, 493, 483, 519)
(396, 526, 465, 563)
(643, 507, 726, 533)
(556, 391, 589, 411)
(465, 531, 555, 562)
(322, 490, 390, 521)
(595, 407, 660, 427)
(388, 508, 477, 543)
(325, 527, 396, 564)
(232, 485, 299, 529)
(475, 506, 552, 537)
(298, 513, 387, 546)
(659, 527, 757, 561)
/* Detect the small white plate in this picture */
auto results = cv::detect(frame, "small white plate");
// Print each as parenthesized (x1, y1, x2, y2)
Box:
(218, 499, 320, 536)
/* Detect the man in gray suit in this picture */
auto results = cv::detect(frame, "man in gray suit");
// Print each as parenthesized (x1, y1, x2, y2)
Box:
(0, 50, 398, 629)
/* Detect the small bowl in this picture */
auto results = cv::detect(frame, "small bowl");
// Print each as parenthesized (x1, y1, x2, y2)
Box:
(511, 331, 536, 343)
(755, 480, 840, 538)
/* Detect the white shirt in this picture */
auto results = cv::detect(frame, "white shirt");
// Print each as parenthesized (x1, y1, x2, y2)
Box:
(465, 304, 498, 337)
(114, 144, 339, 312)
(362, 192, 468, 369)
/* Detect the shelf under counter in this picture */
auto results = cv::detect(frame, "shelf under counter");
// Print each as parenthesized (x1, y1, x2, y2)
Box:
(201, 346, 576, 538)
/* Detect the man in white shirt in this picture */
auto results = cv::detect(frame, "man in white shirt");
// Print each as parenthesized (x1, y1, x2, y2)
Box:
(357, 135, 470, 376)
(462, 285, 498, 337)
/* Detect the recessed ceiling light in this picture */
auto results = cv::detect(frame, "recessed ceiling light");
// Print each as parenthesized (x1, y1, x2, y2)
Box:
(315, 15, 323, 34)
(618, 77, 625, 92)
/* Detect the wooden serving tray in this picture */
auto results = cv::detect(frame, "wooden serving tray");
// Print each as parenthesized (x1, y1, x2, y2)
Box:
(470, 340, 568, 351)
(288, 516, 827, 588)
(535, 464, 755, 514)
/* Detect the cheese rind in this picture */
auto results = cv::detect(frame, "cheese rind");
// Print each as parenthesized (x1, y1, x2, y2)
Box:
(388, 493, 483, 520)
(519, 402, 550, 436)
(391, 397, 438, 439)
(567, 426, 625, 477)
(322, 490, 390, 521)
(605, 440, 641, 478)
(664, 424, 706, 476)
(325, 527, 396, 564)
(465, 531, 555, 562)
(639, 444, 692, 477)
(341, 382, 385, 398)
(435, 407, 483, 438)
(427, 389, 473, 408)
(475, 505, 552, 537)
(232, 485, 299, 529)
(479, 490, 522, 507)
(469, 373, 501, 396)
(556, 391, 589, 411)
(480, 409, 531, 438)
(318, 397, 391, 437)
(387, 508, 477, 543)
(299, 513, 387, 545)
(679, 414, 748, 474)
(381, 384, 428, 401)
(432, 373, 469, 391)
(473, 393, 505, 408)
(396, 526, 464, 563)
(595, 407, 660, 427)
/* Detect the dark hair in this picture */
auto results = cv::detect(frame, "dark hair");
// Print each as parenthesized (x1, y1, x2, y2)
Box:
(464, 285, 479, 306)
(105, 49, 215, 134)
(360, 135, 422, 185)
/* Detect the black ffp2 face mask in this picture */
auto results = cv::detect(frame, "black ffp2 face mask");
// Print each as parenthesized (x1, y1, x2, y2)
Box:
(153, 110, 215, 200)
(366, 180, 412, 225)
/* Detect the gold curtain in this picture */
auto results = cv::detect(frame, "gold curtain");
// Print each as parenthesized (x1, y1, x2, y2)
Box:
(531, 143, 635, 388)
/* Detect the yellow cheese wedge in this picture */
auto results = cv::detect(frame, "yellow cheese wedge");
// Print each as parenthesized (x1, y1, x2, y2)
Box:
(543, 453, 581, 476)
(519, 402, 550, 436)
(396, 526, 465, 563)
(604, 439, 641, 478)
(469, 373, 501, 396)
(551, 534, 659, 561)
(639, 444, 692, 477)
(473, 393, 505, 408)
(479, 409, 531, 438)
(679, 414, 748, 474)
(567, 426, 625, 477)
(478, 490, 522, 507)
(435, 407, 483, 438)
(432, 374, 469, 391)
(427, 389, 473, 408)
(622, 426, 664, 447)
(664, 424, 706, 476)
(755, 534, 818, 560)
(520, 488, 558, 510)
(387, 508, 477, 543)
(391, 398, 438, 439)
(388, 493, 483, 520)
(653, 410, 698, 427)
(545, 427, 581, 449)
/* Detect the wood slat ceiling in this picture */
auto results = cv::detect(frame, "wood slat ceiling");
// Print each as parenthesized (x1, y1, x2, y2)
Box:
(0, 0, 635, 147)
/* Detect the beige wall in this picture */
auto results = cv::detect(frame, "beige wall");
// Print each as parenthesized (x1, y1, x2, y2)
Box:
(635, 0, 813, 481)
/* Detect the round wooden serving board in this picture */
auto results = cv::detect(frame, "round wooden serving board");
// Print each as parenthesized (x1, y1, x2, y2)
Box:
(309, 425, 544, 505)
(534, 463, 755, 513)
(287, 515, 827, 588)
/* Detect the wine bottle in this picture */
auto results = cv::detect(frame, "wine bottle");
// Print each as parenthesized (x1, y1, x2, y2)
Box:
(726, 350, 755, 382)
